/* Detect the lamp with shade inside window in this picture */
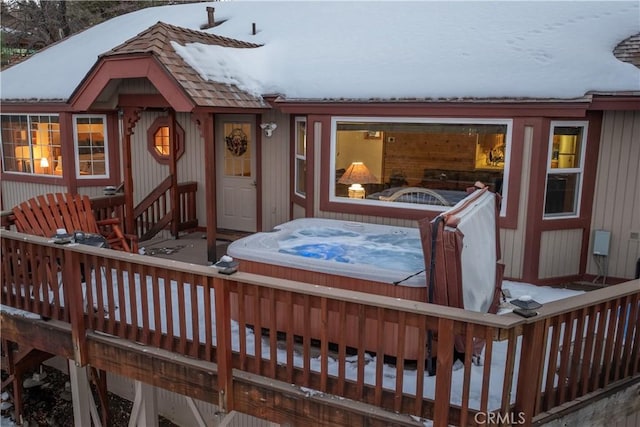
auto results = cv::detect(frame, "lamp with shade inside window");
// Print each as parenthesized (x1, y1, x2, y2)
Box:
(337, 161, 378, 199)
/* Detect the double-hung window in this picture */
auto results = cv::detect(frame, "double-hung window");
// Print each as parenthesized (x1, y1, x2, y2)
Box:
(294, 117, 307, 197)
(1, 114, 61, 175)
(73, 115, 108, 178)
(544, 121, 588, 218)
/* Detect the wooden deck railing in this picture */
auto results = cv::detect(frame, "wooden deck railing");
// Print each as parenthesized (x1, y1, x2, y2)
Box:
(1, 230, 638, 427)
(132, 178, 198, 241)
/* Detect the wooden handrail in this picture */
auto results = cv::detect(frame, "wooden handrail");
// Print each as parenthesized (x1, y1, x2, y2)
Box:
(1, 229, 637, 427)
(132, 178, 198, 241)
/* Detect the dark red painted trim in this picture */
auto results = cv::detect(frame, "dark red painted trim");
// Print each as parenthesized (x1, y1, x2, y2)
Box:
(0, 111, 120, 190)
(274, 100, 591, 118)
(255, 113, 263, 232)
(0, 103, 72, 113)
(70, 55, 194, 112)
(589, 95, 640, 111)
(521, 113, 603, 284)
(289, 116, 305, 216)
(500, 119, 526, 229)
(317, 115, 521, 226)
(522, 118, 549, 283)
(146, 115, 185, 165)
(304, 116, 317, 217)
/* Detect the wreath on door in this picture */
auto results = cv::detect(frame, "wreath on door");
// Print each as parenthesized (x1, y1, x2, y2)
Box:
(225, 128, 248, 156)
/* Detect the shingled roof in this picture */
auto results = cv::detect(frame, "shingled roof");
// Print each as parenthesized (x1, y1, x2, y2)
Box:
(103, 21, 267, 109)
(614, 33, 640, 69)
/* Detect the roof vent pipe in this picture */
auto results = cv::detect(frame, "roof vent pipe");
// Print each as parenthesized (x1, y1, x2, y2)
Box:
(206, 7, 215, 28)
(252, 23, 256, 35)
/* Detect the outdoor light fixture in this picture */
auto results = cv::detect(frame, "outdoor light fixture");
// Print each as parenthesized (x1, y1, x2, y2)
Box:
(338, 161, 378, 199)
(511, 295, 542, 318)
(260, 122, 277, 137)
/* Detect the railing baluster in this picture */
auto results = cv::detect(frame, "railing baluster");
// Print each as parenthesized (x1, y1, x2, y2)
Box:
(139, 265, 150, 345)
(374, 306, 385, 406)
(203, 275, 213, 362)
(393, 311, 406, 413)
(237, 282, 247, 370)
(285, 291, 295, 384)
(303, 294, 311, 387)
(177, 273, 187, 354)
(93, 254, 106, 332)
(320, 297, 329, 392)
(543, 316, 561, 410)
(568, 308, 586, 401)
(413, 315, 426, 416)
(163, 269, 174, 351)
(253, 285, 263, 375)
(602, 299, 619, 387)
(356, 304, 365, 399)
(189, 273, 199, 357)
(269, 287, 278, 378)
(611, 296, 631, 382)
(480, 326, 493, 414)
(623, 294, 639, 377)
(556, 311, 574, 404)
(459, 322, 474, 426)
(433, 317, 454, 427)
(580, 305, 598, 396)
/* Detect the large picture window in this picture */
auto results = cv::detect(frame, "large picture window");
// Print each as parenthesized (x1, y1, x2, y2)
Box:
(294, 117, 307, 198)
(1, 114, 61, 176)
(544, 121, 588, 218)
(331, 117, 511, 213)
(73, 115, 108, 178)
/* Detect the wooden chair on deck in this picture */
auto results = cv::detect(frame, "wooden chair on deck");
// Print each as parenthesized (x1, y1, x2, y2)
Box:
(12, 193, 138, 253)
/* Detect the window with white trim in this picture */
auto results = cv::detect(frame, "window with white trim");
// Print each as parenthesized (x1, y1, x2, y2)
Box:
(73, 115, 108, 178)
(330, 117, 512, 213)
(543, 121, 588, 218)
(294, 117, 307, 197)
(1, 114, 61, 175)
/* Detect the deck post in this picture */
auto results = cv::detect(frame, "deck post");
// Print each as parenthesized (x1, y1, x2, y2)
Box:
(433, 318, 454, 427)
(514, 319, 547, 426)
(214, 277, 234, 413)
(129, 380, 158, 427)
(64, 251, 87, 366)
(68, 361, 99, 427)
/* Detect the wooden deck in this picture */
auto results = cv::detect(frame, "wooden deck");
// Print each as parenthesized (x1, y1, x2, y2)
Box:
(1, 230, 639, 426)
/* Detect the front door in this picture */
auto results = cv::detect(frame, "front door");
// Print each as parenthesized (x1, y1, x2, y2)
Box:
(216, 116, 257, 232)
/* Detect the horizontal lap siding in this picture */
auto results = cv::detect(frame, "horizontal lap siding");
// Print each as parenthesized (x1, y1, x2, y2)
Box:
(589, 111, 640, 280)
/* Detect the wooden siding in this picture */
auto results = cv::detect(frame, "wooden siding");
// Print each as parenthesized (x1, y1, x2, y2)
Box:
(131, 111, 207, 228)
(260, 111, 291, 231)
(589, 110, 640, 280)
(1, 182, 67, 210)
(539, 229, 583, 278)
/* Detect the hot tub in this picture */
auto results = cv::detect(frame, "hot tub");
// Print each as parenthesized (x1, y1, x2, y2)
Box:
(227, 218, 429, 359)
(228, 218, 428, 296)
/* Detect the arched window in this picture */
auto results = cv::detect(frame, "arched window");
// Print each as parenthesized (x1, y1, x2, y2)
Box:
(147, 116, 185, 164)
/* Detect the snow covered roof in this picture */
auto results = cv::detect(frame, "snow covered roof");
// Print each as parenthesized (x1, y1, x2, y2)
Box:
(1, 1, 639, 103)
(103, 22, 267, 108)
